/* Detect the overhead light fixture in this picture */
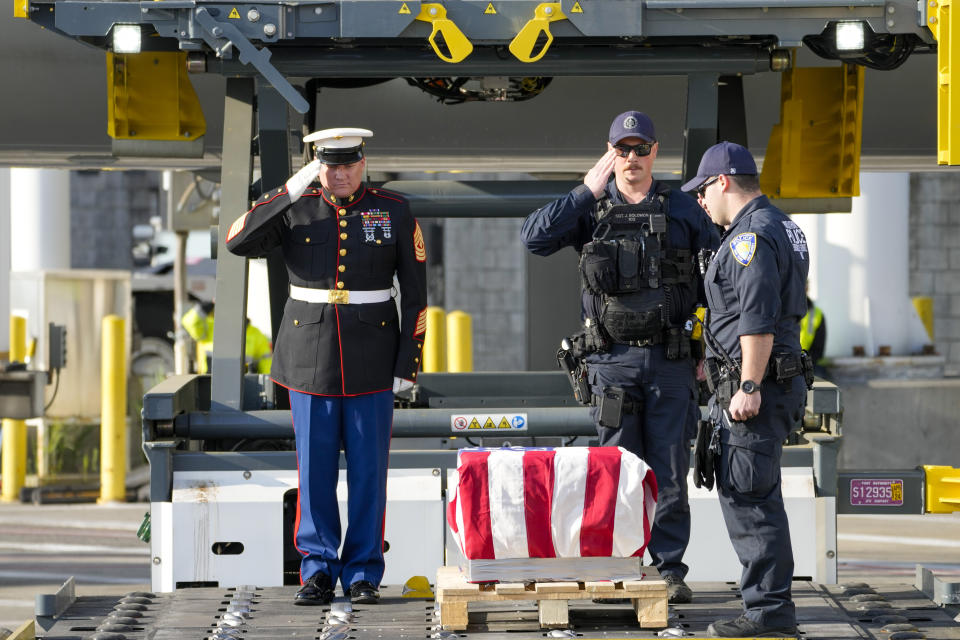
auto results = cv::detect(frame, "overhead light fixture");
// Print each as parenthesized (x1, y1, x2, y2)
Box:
(834, 21, 866, 52)
(113, 24, 142, 54)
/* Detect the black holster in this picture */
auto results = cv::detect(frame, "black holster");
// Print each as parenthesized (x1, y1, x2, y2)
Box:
(665, 326, 691, 361)
(692, 419, 717, 490)
(705, 359, 739, 410)
(593, 386, 644, 429)
(557, 347, 591, 406)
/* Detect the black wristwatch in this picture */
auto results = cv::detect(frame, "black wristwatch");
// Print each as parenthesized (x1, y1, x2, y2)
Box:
(740, 379, 758, 394)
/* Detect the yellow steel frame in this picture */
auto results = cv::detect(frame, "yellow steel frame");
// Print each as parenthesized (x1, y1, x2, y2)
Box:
(933, 0, 960, 163)
(924, 465, 960, 513)
(107, 51, 206, 141)
(760, 60, 863, 200)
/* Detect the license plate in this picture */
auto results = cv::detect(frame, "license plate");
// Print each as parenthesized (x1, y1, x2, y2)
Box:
(849, 478, 904, 506)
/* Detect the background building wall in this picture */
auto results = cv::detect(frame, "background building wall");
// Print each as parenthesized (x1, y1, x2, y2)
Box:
(444, 217, 527, 372)
(70, 171, 161, 270)
(909, 172, 960, 377)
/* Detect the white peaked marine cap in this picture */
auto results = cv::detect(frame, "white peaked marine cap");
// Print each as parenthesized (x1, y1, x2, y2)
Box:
(303, 127, 373, 165)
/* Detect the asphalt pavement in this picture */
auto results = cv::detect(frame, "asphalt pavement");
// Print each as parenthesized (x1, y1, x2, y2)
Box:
(0, 503, 957, 630)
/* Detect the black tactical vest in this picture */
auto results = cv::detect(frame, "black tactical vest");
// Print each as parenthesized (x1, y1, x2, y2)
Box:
(579, 186, 696, 344)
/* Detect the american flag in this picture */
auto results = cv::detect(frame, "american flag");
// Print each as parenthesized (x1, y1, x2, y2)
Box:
(447, 446, 657, 560)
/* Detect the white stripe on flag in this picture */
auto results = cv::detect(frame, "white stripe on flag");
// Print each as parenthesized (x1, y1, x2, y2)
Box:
(452, 470, 467, 558)
(551, 447, 589, 557)
(612, 448, 649, 556)
(487, 449, 528, 558)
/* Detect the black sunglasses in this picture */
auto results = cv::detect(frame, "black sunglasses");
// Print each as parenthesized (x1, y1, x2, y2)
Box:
(695, 176, 720, 197)
(613, 142, 654, 158)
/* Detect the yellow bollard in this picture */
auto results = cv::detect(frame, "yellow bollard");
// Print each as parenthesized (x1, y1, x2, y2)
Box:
(99, 315, 127, 503)
(1, 315, 28, 503)
(446, 310, 473, 373)
(912, 296, 935, 342)
(423, 307, 446, 373)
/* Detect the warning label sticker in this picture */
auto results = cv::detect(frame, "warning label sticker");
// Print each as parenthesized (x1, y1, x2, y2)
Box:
(849, 479, 904, 506)
(451, 413, 527, 432)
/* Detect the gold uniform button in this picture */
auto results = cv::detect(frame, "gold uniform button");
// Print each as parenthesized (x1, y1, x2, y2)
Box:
(381, 321, 386, 326)
(338, 265, 346, 272)
(305, 237, 311, 243)
(339, 220, 347, 228)
(338, 208, 347, 216)
(340, 232, 347, 240)
(339, 249, 347, 256)
(414, 357, 419, 363)
(336, 281, 345, 289)
(293, 319, 300, 326)
(417, 343, 422, 349)
(376, 239, 382, 245)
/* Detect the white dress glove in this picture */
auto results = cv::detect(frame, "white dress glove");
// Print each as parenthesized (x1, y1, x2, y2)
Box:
(393, 377, 414, 393)
(285, 158, 322, 203)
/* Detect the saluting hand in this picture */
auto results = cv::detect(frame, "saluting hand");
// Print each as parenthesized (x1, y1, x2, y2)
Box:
(584, 149, 617, 199)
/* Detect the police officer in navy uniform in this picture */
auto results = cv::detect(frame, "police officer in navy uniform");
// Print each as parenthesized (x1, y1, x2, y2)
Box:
(521, 111, 720, 604)
(681, 142, 810, 638)
(225, 128, 428, 606)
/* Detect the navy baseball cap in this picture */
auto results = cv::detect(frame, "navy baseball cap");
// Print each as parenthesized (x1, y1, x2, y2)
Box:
(609, 111, 656, 144)
(680, 141, 757, 192)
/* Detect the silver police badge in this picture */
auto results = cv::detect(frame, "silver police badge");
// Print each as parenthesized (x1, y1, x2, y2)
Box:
(623, 116, 638, 129)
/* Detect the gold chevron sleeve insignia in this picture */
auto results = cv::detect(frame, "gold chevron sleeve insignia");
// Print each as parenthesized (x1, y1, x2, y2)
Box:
(414, 220, 426, 262)
(226, 212, 249, 243)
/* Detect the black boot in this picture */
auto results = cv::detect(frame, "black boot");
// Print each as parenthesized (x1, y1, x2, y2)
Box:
(707, 614, 797, 638)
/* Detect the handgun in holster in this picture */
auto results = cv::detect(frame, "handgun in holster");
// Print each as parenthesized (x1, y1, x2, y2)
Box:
(557, 344, 591, 406)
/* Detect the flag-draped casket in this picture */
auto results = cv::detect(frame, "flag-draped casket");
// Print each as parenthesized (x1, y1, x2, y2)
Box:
(447, 446, 658, 561)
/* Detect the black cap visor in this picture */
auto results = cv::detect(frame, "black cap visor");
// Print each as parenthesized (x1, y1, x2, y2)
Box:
(316, 145, 364, 166)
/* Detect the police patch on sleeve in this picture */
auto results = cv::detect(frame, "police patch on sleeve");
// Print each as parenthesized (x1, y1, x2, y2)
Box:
(729, 232, 757, 266)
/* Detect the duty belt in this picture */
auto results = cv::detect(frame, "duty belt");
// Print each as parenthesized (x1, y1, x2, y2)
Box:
(290, 285, 391, 305)
(706, 351, 808, 387)
(616, 334, 664, 348)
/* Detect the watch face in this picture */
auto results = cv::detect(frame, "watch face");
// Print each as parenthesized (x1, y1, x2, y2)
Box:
(741, 380, 756, 394)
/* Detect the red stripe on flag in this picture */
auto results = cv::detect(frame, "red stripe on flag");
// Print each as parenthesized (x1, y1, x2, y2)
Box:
(457, 451, 495, 559)
(580, 447, 621, 556)
(522, 450, 557, 558)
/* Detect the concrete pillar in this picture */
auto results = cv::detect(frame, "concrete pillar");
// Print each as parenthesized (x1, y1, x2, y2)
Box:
(793, 172, 927, 357)
(0, 169, 10, 356)
(10, 168, 71, 271)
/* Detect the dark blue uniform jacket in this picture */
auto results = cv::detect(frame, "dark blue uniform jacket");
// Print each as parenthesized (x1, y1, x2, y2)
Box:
(225, 183, 428, 396)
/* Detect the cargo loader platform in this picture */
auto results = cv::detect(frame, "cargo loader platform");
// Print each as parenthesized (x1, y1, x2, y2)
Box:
(30, 573, 960, 640)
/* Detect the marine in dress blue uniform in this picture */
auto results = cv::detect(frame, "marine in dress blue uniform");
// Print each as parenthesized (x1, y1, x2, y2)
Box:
(225, 128, 428, 606)
(521, 112, 720, 603)
(681, 142, 810, 638)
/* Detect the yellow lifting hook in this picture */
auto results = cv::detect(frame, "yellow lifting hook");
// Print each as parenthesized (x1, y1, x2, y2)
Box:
(509, 2, 567, 63)
(415, 3, 474, 63)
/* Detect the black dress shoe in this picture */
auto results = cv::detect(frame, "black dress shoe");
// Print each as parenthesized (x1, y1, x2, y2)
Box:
(294, 572, 335, 606)
(348, 580, 380, 604)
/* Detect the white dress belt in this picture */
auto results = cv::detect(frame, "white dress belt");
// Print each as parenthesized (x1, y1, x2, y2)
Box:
(289, 284, 391, 305)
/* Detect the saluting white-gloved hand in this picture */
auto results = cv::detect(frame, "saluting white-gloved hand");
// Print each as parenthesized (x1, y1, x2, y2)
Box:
(393, 377, 414, 393)
(285, 158, 322, 202)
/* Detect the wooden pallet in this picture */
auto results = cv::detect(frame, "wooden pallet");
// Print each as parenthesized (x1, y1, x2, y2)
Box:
(435, 564, 668, 630)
